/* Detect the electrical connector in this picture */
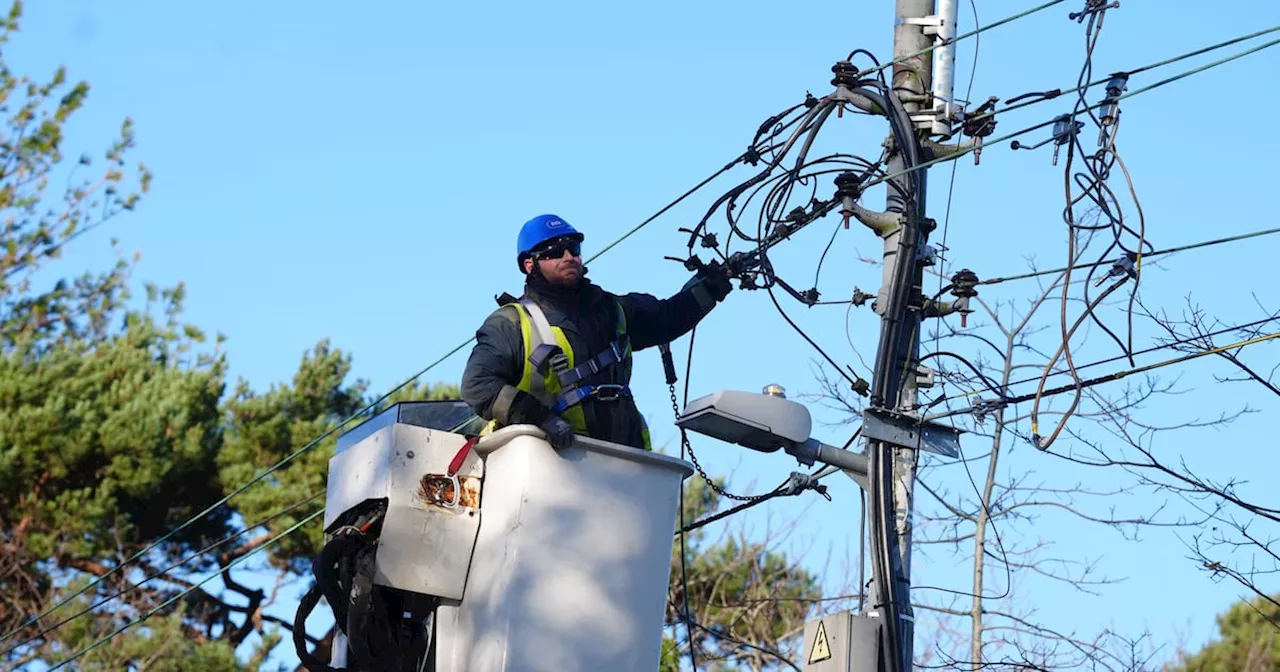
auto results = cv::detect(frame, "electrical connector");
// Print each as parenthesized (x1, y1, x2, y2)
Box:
(1010, 114, 1084, 165)
(949, 268, 979, 327)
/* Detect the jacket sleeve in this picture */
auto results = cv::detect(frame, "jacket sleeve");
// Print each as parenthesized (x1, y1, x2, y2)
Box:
(460, 306, 553, 427)
(618, 282, 718, 352)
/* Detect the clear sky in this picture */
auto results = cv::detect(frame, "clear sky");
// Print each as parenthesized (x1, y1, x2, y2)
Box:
(14, 0, 1280, 669)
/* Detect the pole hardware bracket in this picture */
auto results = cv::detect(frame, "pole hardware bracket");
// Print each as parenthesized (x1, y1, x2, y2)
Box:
(897, 15, 946, 36)
(861, 407, 962, 458)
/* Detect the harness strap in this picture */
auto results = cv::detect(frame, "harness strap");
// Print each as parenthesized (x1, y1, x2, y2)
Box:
(519, 298, 557, 345)
(552, 383, 632, 414)
(517, 297, 632, 414)
(557, 337, 630, 387)
(521, 299, 573, 378)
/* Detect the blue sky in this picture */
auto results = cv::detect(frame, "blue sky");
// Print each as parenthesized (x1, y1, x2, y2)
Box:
(13, 0, 1280, 669)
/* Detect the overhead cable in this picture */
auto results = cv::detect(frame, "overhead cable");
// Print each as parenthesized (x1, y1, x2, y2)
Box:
(44, 508, 326, 672)
(858, 0, 1067, 82)
(3, 491, 323, 657)
(928, 313, 1280, 411)
(860, 34, 1280, 195)
(1030, 4, 1126, 452)
(961, 24, 1280, 137)
(926, 331, 1280, 424)
(27, 9, 1278, 658)
(3, 126, 761, 645)
(979, 226, 1280, 286)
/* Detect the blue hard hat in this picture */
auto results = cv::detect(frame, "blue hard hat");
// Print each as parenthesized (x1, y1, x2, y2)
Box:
(516, 214, 584, 267)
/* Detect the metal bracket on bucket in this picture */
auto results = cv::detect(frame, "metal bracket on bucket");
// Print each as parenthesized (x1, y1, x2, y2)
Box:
(418, 473, 462, 509)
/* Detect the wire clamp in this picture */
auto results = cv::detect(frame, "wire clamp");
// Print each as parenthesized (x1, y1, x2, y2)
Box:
(970, 397, 1006, 426)
(1070, 0, 1119, 23)
(960, 97, 999, 165)
(1010, 114, 1084, 165)
(783, 471, 832, 501)
(1095, 252, 1137, 286)
(1097, 72, 1129, 146)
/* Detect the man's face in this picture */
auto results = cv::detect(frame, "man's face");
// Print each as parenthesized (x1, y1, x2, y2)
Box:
(524, 236, 583, 286)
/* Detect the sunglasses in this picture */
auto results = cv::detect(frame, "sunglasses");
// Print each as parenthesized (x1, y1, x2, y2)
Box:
(533, 238, 582, 260)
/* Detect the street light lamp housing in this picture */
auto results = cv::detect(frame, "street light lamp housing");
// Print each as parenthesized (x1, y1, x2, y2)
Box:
(676, 389, 812, 453)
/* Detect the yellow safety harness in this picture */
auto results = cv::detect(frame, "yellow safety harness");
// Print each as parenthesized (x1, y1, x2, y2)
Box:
(483, 298, 651, 451)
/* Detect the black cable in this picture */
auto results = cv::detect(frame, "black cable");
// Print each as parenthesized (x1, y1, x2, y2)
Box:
(687, 618, 802, 672)
(813, 211, 846, 291)
(925, 312, 1280, 413)
(847, 48, 887, 87)
(44, 509, 325, 671)
(677, 331, 700, 672)
(858, 488, 867, 613)
(920, 350, 1006, 398)
(691, 100, 836, 255)
(859, 75, 923, 672)
(4, 491, 324, 657)
(8, 96, 775, 641)
(678, 476, 699, 672)
(678, 485, 789, 535)
(765, 278, 861, 389)
(980, 225, 1280, 287)
(853, 34, 1280, 205)
(930, 0, 982, 400)
(1039, 6, 1118, 452)
(929, 330, 1280, 423)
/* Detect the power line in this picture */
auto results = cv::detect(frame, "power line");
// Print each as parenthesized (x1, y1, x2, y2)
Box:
(588, 159, 744, 262)
(686, 617, 802, 672)
(25, 10, 1278, 663)
(3, 492, 323, 658)
(960, 24, 1280, 143)
(1125, 24, 1280, 76)
(978, 226, 1280, 286)
(859, 0, 1066, 82)
(926, 330, 1280, 423)
(44, 508, 325, 672)
(933, 0, 982, 387)
(710, 26, 1280, 318)
(2, 137, 754, 647)
(0, 344, 461, 645)
(930, 313, 1280, 408)
(858, 33, 1280, 197)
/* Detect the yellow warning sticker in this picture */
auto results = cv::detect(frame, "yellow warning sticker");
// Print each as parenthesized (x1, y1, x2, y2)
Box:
(808, 619, 832, 664)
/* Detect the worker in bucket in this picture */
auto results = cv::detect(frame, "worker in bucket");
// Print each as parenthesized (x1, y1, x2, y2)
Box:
(460, 213, 733, 452)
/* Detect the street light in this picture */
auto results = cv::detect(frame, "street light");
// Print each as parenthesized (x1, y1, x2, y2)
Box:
(675, 389, 869, 485)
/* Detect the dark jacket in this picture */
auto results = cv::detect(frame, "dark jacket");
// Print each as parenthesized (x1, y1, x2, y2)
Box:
(460, 274, 717, 450)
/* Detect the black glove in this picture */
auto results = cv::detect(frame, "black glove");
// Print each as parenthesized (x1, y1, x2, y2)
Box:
(539, 414, 575, 450)
(697, 262, 733, 302)
(683, 261, 734, 312)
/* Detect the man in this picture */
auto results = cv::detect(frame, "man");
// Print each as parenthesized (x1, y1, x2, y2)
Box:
(460, 213, 733, 451)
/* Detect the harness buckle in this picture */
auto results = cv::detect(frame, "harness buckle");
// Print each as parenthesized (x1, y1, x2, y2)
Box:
(592, 384, 628, 402)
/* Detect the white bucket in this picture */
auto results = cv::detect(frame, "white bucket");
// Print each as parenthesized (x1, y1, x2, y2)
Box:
(436, 428, 694, 672)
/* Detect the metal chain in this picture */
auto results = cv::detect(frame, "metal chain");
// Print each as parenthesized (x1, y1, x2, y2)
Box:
(668, 382, 774, 503)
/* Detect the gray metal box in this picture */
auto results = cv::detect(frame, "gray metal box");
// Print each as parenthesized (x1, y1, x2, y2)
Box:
(802, 610, 881, 672)
(325, 416, 484, 601)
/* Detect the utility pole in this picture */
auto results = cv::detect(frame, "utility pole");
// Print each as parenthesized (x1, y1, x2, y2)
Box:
(860, 0, 954, 670)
